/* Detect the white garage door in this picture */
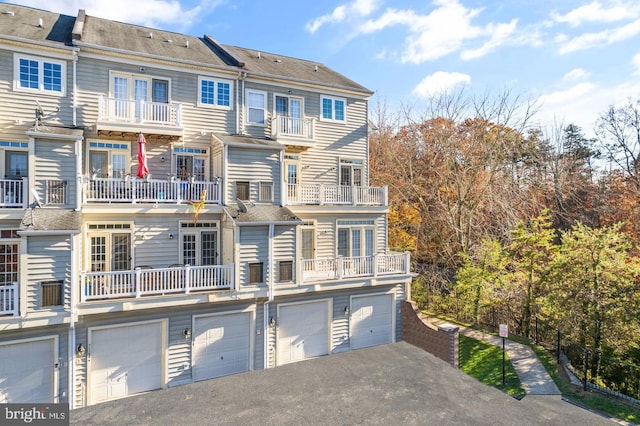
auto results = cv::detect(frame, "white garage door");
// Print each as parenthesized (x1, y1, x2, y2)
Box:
(0, 337, 56, 403)
(277, 300, 330, 366)
(350, 294, 394, 350)
(89, 322, 163, 405)
(193, 312, 251, 381)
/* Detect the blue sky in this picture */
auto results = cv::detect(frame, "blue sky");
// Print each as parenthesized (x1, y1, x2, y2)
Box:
(4, 0, 640, 137)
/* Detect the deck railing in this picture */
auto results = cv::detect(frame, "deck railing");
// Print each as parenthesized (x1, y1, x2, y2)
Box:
(98, 95, 182, 127)
(81, 264, 234, 302)
(0, 283, 18, 315)
(301, 252, 410, 283)
(271, 116, 315, 140)
(84, 177, 221, 204)
(286, 184, 387, 206)
(0, 179, 27, 208)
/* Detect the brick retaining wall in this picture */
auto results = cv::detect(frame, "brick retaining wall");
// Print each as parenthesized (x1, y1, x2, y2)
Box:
(401, 300, 459, 367)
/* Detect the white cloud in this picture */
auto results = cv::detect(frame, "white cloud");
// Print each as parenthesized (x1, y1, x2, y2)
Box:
(633, 52, 640, 75)
(558, 17, 640, 54)
(539, 82, 597, 105)
(461, 19, 518, 60)
(551, 1, 637, 27)
(306, 0, 379, 34)
(412, 71, 471, 97)
(563, 68, 590, 81)
(7, 0, 222, 29)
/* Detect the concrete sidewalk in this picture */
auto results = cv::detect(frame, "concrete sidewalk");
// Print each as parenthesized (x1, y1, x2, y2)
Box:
(458, 326, 561, 396)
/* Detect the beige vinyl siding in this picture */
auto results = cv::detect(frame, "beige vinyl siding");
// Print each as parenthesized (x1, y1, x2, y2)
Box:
(227, 147, 280, 203)
(394, 282, 405, 341)
(74, 57, 237, 139)
(167, 313, 192, 387)
(331, 292, 350, 354)
(34, 140, 77, 208)
(26, 235, 71, 312)
(273, 225, 295, 282)
(0, 49, 74, 142)
(238, 226, 268, 285)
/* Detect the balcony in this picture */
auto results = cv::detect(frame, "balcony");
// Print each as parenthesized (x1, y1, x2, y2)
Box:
(84, 177, 221, 205)
(271, 115, 315, 146)
(301, 252, 410, 283)
(81, 264, 234, 302)
(0, 179, 27, 208)
(285, 184, 387, 206)
(96, 96, 183, 136)
(0, 283, 18, 316)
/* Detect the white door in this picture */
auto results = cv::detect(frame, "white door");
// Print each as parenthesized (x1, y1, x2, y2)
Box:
(350, 294, 394, 350)
(0, 337, 56, 403)
(193, 312, 251, 381)
(89, 322, 163, 405)
(277, 300, 330, 366)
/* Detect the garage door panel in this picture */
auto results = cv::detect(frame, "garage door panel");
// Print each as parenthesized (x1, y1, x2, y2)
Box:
(0, 338, 55, 403)
(90, 322, 163, 404)
(278, 301, 330, 365)
(193, 312, 251, 382)
(351, 294, 393, 350)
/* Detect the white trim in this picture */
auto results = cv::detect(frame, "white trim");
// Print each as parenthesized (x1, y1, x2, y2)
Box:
(13, 53, 66, 96)
(197, 76, 234, 109)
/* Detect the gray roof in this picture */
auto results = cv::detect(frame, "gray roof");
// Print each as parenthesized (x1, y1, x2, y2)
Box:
(225, 203, 301, 224)
(21, 209, 81, 231)
(213, 133, 283, 149)
(0, 4, 75, 46)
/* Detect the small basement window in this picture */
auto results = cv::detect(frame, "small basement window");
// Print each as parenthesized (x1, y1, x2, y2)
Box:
(248, 262, 263, 284)
(41, 280, 63, 307)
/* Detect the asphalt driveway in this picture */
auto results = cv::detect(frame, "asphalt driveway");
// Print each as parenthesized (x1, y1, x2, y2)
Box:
(71, 342, 614, 425)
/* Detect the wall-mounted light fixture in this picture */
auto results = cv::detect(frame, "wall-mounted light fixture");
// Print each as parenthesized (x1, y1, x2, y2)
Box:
(76, 344, 86, 357)
(139, 67, 145, 73)
(184, 328, 192, 339)
(344, 306, 349, 316)
(160, 156, 166, 163)
(269, 317, 276, 327)
(168, 233, 174, 240)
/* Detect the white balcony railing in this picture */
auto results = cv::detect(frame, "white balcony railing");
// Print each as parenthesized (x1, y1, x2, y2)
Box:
(301, 252, 410, 283)
(0, 178, 27, 208)
(0, 283, 18, 316)
(84, 177, 221, 204)
(271, 116, 315, 140)
(286, 184, 387, 206)
(81, 264, 234, 302)
(98, 95, 183, 128)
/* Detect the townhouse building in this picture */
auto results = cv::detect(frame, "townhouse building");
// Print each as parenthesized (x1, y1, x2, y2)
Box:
(0, 4, 412, 408)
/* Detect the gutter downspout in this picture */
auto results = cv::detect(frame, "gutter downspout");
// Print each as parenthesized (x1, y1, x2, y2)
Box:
(223, 144, 228, 206)
(264, 302, 269, 369)
(72, 47, 78, 126)
(68, 233, 77, 409)
(75, 138, 82, 211)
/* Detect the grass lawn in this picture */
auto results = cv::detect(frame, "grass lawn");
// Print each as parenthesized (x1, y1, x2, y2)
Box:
(459, 334, 526, 399)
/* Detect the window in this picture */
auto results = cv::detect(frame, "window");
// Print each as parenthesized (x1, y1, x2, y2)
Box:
(198, 77, 232, 108)
(249, 262, 263, 284)
(236, 181, 250, 200)
(45, 180, 67, 204)
(180, 222, 219, 266)
(275, 95, 303, 134)
(88, 142, 129, 178)
(5, 151, 28, 179)
(88, 224, 132, 272)
(340, 159, 363, 186)
(246, 90, 266, 125)
(258, 181, 273, 202)
(0, 241, 19, 284)
(41, 280, 63, 307)
(14, 54, 66, 95)
(301, 222, 315, 260)
(321, 95, 346, 122)
(278, 261, 293, 282)
(174, 147, 207, 181)
(337, 220, 375, 258)
(110, 72, 170, 121)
